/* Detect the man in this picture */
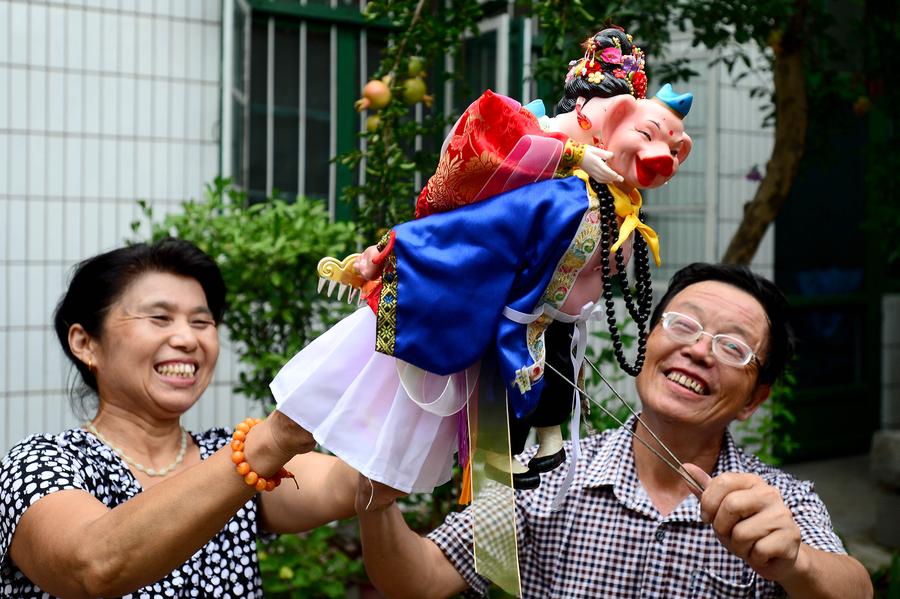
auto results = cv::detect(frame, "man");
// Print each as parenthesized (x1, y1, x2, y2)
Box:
(355, 263, 872, 598)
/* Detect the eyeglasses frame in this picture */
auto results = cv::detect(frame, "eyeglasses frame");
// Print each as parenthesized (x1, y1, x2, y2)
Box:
(660, 311, 762, 368)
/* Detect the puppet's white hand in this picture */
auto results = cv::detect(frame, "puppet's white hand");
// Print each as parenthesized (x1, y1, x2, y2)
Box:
(354, 245, 384, 281)
(581, 146, 623, 184)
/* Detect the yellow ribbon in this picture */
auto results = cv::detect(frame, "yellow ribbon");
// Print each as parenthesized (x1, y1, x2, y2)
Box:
(608, 185, 661, 267)
(571, 170, 661, 266)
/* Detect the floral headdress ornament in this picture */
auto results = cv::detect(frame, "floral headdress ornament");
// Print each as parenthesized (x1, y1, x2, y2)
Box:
(564, 31, 648, 99)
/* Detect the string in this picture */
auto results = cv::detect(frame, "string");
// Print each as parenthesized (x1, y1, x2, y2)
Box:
(543, 362, 705, 494)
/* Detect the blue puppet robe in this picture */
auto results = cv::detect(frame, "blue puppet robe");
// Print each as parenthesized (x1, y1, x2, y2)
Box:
(373, 174, 601, 421)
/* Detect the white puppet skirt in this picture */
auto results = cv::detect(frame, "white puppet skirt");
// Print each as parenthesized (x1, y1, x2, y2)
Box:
(270, 307, 464, 493)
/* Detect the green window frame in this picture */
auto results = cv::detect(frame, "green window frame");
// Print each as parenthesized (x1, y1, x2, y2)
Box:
(228, 1, 531, 222)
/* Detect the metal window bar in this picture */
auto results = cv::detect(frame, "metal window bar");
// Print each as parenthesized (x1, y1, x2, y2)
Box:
(357, 10, 366, 210)
(298, 20, 307, 198)
(328, 23, 337, 219)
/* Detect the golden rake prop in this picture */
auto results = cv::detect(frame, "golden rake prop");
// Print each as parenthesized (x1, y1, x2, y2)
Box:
(315, 254, 368, 305)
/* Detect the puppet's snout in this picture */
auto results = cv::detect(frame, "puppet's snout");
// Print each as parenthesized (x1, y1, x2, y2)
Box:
(636, 152, 676, 187)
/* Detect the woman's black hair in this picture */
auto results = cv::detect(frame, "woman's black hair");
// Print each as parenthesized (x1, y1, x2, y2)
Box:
(555, 27, 639, 114)
(54, 238, 227, 414)
(649, 263, 795, 386)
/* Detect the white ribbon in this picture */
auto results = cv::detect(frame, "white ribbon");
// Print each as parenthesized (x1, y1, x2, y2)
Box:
(502, 301, 606, 509)
(396, 360, 480, 417)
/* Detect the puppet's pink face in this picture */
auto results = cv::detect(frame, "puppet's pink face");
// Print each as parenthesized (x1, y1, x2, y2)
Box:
(602, 99, 692, 190)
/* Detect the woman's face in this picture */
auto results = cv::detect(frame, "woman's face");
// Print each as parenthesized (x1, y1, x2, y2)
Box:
(88, 271, 220, 418)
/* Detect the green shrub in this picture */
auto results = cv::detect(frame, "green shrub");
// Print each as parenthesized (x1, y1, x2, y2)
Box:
(257, 524, 367, 598)
(871, 551, 900, 599)
(583, 325, 641, 433)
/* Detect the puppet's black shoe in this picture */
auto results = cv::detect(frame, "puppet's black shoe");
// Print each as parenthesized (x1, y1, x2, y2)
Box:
(527, 448, 566, 473)
(484, 462, 541, 490)
(512, 470, 541, 490)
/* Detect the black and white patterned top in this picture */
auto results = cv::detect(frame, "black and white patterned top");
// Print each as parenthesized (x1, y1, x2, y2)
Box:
(0, 427, 268, 598)
(429, 417, 845, 598)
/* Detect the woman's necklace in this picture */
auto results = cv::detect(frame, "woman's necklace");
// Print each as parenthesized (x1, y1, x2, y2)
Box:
(84, 421, 188, 477)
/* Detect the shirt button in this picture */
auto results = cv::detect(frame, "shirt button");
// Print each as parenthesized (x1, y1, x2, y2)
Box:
(655, 528, 666, 542)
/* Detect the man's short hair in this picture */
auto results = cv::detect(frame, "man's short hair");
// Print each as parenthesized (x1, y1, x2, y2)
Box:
(649, 263, 795, 385)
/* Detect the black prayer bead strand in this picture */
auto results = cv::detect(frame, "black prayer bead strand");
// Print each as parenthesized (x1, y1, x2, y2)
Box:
(610, 210, 642, 325)
(594, 179, 644, 326)
(632, 210, 654, 321)
(624, 226, 652, 329)
(624, 208, 651, 373)
(589, 179, 651, 377)
(598, 194, 629, 373)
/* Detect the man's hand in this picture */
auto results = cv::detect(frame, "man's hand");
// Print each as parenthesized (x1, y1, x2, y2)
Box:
(580, 146, 623, 184)
(682, 464, 802, 582)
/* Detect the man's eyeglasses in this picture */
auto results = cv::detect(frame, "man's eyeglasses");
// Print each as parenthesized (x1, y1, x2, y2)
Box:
(660, 311, 761, 368)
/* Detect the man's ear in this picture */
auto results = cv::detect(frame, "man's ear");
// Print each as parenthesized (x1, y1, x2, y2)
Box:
(735, 383, 771, 422)
(600, 95, 637, 146)
(68, 323, 96, 367)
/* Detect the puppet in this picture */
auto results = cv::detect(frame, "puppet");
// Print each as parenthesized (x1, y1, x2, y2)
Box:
(271, 27, 694, 495)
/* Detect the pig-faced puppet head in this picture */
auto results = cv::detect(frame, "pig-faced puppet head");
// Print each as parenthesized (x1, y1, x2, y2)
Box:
(554, 26, 693, 190)
(590, 84, 693, 190)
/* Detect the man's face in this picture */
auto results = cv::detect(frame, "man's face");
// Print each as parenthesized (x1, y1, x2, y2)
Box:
(597, 98, 692, 190)
(635, 280, 771, 431)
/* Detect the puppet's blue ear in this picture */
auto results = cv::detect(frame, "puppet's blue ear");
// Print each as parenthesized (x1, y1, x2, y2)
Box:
(523, 99, 546, 118)
(655, 83, 693, 118)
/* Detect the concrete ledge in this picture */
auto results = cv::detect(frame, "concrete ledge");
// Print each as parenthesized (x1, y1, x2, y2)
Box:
(874, 492, 900, 550)
(871, 430, 900, 550)
(871, 430, 900, 489)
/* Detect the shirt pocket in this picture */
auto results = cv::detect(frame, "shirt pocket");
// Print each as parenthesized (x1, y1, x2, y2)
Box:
(689, 568, 758, 599)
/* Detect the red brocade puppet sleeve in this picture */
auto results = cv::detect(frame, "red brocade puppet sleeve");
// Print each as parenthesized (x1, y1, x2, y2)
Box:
(414, 90, 572, 219)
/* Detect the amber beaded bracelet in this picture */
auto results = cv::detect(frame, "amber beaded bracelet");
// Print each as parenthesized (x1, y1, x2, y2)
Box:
(231, 417, 299, 492)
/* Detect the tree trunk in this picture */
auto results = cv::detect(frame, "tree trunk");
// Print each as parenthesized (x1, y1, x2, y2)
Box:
(721, 43, 807, 265)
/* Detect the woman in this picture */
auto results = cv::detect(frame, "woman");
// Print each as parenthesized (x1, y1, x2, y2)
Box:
(0, 238, 357, 598)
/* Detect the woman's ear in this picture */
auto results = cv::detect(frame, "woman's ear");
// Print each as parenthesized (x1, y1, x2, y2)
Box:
(68, 324, 96, 368)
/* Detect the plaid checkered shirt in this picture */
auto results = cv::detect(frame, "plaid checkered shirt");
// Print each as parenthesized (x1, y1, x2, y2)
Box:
(428, 417, 845, 598)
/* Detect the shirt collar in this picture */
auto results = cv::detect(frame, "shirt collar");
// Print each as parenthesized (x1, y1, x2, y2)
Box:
(712, 426, 747, 475)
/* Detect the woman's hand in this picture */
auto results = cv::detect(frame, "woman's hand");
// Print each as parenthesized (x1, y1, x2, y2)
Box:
(354, 245, 384, 281)
(263, 410, 317, 464)
(581, 146, 623, 184)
